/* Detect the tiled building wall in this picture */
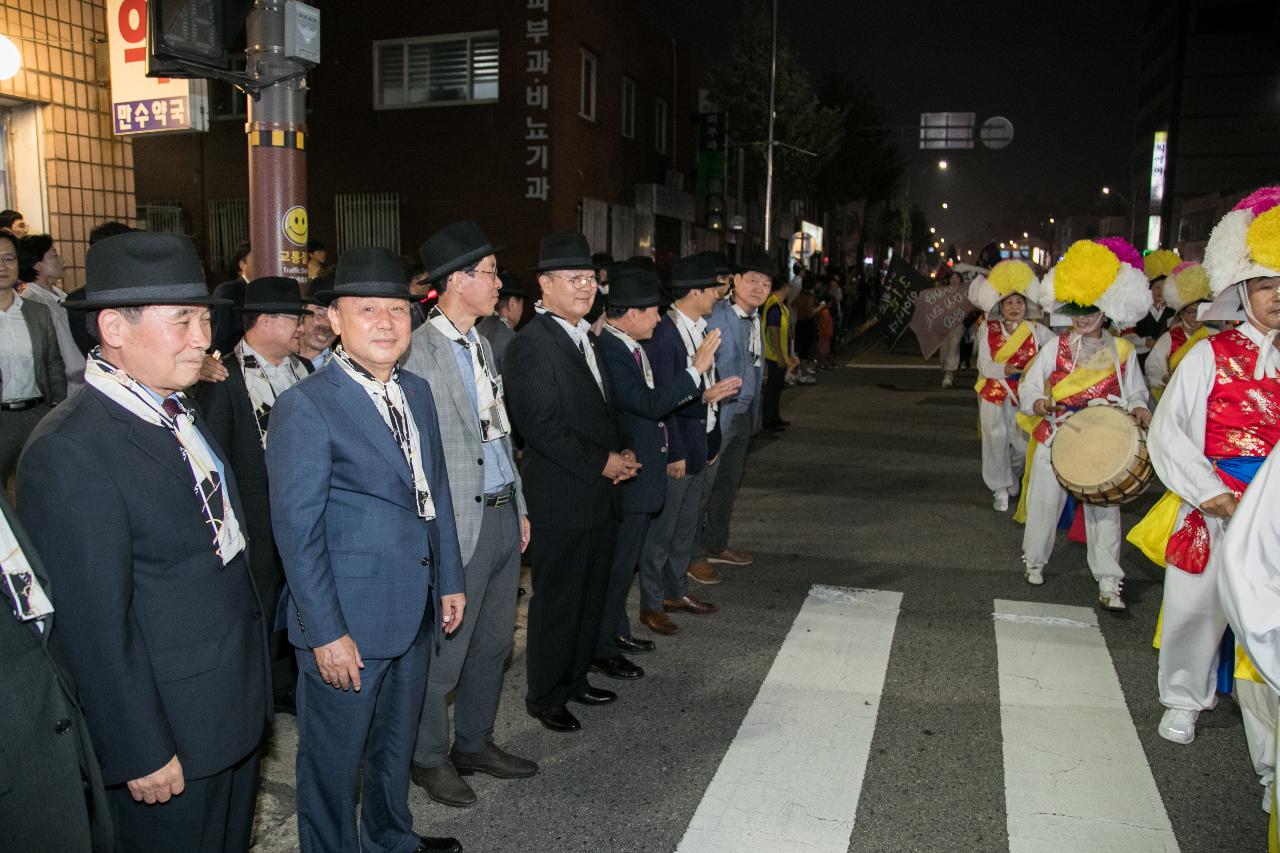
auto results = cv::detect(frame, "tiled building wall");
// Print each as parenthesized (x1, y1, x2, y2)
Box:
(0, 0, 135, 289)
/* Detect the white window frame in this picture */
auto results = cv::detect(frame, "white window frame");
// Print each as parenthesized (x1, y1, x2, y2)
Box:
(579, 48, 597, 121)
(373, 31, 500, 111)
(655, 96, 669, 154)
(621, 76, 636, 139)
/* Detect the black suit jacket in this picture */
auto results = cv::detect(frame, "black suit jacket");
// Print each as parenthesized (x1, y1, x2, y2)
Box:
(209, 277, 248, 356)
(17, 387, 271, 786)
(193, 353, 313, 543)
(0, 499, 113, 853)
(596, 329, 699, 515)
(642, 316, 721, 476)
(503, 312, 630, 530)
(1133, 305, 1175, 341)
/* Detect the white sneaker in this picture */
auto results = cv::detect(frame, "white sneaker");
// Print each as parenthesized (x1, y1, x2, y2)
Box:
(1157, 708, 1198, 744)
(993, 492, 1009, 512)
(1024, 566, 1044, 586)
(1263, 781, 1274, 815)
(1098, 578, 1125, 611)
(797, 374, 817, 385)
(941, 372, 954, 389)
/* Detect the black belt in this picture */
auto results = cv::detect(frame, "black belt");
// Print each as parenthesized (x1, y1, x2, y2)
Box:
(484, 488, 514, 507)
(1, 396, 44, 412)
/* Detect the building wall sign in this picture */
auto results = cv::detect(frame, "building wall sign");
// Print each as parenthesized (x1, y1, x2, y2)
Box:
(1149, 130, 1168, 205)
(636, 183, 695, 222)
(108, 0, 208, 135)
(524, 0, 550, 201)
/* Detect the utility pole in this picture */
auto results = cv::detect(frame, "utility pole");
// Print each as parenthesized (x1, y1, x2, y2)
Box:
(762, 0, 777, 256)
(245, 0, 316, 286)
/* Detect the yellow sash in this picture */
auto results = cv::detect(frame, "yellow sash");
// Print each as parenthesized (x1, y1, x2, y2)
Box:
(973, 322, 1032, 394)
(1127, 490, 1182, 568)
(1168, 325, 1210, 374)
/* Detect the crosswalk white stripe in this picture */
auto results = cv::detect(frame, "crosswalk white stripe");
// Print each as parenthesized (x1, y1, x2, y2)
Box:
(994, 599, 1180, 853)
(676, 585, 902, 853)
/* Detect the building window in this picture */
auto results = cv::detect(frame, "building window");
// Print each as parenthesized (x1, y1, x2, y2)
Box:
(621, 76, 636, 139)
(335, 192, 401, 255)
(579, 48, 597, 121)
(374, 32, 499, 109)
(655, 97, 669, 154)
(140, 202, 185, 234)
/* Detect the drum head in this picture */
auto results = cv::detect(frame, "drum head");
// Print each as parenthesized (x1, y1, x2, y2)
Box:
(1050, 406, 1141, 491)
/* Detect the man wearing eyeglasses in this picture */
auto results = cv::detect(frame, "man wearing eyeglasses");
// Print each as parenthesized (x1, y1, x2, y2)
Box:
(401, 221, 536, 805)
(502, 232, 639, 733)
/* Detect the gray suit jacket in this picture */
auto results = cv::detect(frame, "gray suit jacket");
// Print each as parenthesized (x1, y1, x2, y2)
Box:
(0, 298, 67, 405)
(403, 321, 526, 564)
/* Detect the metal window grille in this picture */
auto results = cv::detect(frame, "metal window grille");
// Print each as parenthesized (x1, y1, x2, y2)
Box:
(207, 198, 249, 278)
(140, 202, 184, 234)
(581, 198, 608, 253)
(374, 32, 499, 109)
(335, 192, 401, 254)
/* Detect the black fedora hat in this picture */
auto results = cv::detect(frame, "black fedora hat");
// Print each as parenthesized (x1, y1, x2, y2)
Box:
(531, 232, 595, 272)
(734, 251, 774, 277)
(68, 232, 226, 310)
(698, 250, 732, 278)
(605, 262, 660, 309)
(498, 271, 525, 299)
(670, 253, 720, 292)
(313, 247, 413, 305)
(237, 276, 309, 314)
(419, 220, 504, 284)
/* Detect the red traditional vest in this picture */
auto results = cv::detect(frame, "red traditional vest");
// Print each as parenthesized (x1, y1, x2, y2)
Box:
(1204, 329, 1280, 459)
(1031, 334, 1124, 445)
(977, 323, 1039, 405)
(1168, 325, 1188, 358)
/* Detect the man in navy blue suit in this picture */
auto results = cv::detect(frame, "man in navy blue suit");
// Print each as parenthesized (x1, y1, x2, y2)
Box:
(637, 254, 740, 634)
(594, 263, 740, 662)
(267, 248, 466, 853)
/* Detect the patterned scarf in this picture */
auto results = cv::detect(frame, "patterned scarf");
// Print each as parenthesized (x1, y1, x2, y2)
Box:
(234, 341, 309, 448)
(603, 322, 655, 389)
(732, 302, 763, 367)
(1, 509, 53, 632)
(426, 306, 510, 442)
(84, 348, 245, 565)
(669, 307, 717, 432)
(331, 346, 436, 520)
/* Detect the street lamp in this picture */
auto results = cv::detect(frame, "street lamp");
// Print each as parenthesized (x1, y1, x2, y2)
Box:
(0, 35, 21, 81)
(938, 160, 948, 170)
(1048, 217, 1055, 224)
(941, 202, 949, 209)
(929, 226, 936, 234)
(1022, 231, 1029, 238)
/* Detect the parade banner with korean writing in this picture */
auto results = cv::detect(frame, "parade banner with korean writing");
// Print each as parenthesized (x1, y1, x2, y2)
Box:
(524, 0, 550, 201)
(878, 258, 930, 340)
(108, 0, 209, 135)
(909, 281, 973, 358)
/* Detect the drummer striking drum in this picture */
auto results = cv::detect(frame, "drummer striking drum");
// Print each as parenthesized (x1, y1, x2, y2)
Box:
(1016, 238, 1152, 610)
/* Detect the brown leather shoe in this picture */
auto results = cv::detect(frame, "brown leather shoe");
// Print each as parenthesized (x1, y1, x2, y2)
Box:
(707, 547, 754, 566)
(687, 560, 722, 585)
(663, 595, 720, 615)
(640, 609, 679, 635)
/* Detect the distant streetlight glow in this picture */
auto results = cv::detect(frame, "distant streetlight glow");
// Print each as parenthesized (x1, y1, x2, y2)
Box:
(941, 202, 949, 209)
(0, 35, 21, 81)
(1102, 186, 1112, 195)
(929, 226, 936, 234)
(966, 250, 972, 256)
(1048, 217, 1056, 224)
(1022, 231, 1029, 238)
(938, 160, 948, 170)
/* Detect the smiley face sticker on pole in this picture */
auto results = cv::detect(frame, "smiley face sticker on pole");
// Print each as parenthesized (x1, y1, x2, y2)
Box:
(283, 206, 309, 247)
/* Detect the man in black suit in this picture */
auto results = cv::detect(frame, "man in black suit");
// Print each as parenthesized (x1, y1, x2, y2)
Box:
(195, 276, 313, 714)
(209, 240, 252, 355)
(502, 232, 639, 733)
(593, 263, 739, 671)
(18, 232, 271, 853)
(1, 496, 113, 853)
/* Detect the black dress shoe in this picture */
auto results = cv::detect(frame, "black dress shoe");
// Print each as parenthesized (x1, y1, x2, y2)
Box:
(591, 655, 645, 680)
(569, 684, 618, 705)
(415, 837, 462, 853)
(528, 705, 581, 732)
(614, 635, 655, 654)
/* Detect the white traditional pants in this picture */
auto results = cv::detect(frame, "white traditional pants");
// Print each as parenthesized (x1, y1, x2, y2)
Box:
(979, 398, 1024, 496)
(1160, 531, 1276, 783)
(1020, 443, 1123, 580)
(939, 324, 963, 373)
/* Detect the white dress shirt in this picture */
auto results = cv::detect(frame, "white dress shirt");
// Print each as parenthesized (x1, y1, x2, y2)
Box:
(547, 312, 604, 395)
(19, 283, 85, 391)
(0, 294, 39, 402)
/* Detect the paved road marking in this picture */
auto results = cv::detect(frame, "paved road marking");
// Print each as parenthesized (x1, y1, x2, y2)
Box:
(676, 585, 902, 853)
(994, 599, 1179, 853)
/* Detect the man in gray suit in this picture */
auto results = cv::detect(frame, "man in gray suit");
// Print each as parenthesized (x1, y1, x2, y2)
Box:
(403, 221, 536, 807)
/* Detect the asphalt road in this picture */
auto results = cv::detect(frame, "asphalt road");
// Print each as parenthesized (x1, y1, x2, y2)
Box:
(250, 359, 1264, 853)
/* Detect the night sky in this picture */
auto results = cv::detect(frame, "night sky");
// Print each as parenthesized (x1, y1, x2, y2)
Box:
(645, 0, 1143, 253)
